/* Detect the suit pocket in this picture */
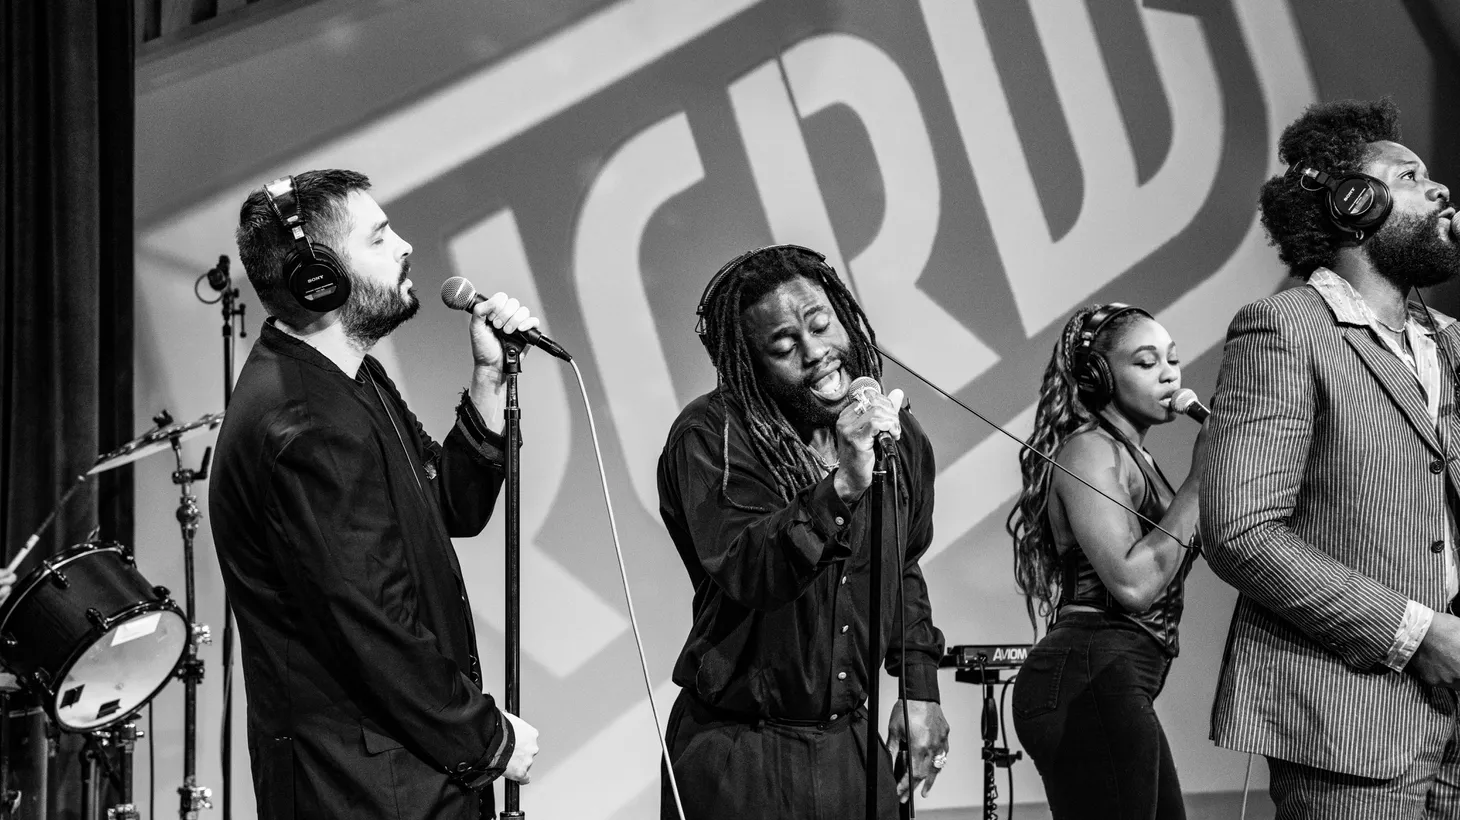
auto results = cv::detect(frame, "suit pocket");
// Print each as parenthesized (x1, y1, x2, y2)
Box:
(253, 736, 295, 820)
(1012, 646, 1071, 720)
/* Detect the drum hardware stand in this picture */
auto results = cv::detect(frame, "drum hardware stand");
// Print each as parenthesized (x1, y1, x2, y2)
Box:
(166, 413, 214, 819)
(498, 339, 525, 820)
(0, 694, 19, 819)
(80, 714, 141, 820)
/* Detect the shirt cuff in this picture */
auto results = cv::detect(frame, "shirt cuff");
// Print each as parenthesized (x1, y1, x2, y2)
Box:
(898, 659, 941, 703)
(455, 390, 513, 466)
(1384, 600, 1434, 672)
(463, 707, 516, 790)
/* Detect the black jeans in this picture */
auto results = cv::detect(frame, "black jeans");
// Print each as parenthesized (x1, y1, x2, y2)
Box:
(1011, 610, 1185, 820)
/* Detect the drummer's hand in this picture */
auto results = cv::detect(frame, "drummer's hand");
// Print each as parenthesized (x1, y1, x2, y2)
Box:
(0, 569, 16, 605)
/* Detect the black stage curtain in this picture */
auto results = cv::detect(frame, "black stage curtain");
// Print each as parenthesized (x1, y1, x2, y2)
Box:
(1, 0, 134, 816)
(1, 2, 135, 572)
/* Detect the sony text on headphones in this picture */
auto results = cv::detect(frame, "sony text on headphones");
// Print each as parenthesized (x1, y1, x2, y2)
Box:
(694, 244, 834, 361)
(1289, 161, 1394, 242)
(262, 176, 352, 312)
(1072, 303, 1153, 405)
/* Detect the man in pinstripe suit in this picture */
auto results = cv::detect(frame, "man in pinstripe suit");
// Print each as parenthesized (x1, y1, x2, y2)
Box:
(1202, 98, 1460, 818)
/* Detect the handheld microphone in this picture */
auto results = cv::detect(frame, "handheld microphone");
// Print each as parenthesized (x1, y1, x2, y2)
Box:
(439, 276, 572, 362)
(205, 255, 231, 291)
(848, 376, 897, 457)
(1170, 388, 1210, 423)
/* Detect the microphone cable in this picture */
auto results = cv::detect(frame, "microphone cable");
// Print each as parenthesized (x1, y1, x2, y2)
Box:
(872, 345, 1199, 552)
(564, 358, 688, 820)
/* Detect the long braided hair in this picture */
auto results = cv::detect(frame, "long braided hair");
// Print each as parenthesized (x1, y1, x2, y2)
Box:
(698, 246, 880, 505)
(1005, 305, 1148, 629)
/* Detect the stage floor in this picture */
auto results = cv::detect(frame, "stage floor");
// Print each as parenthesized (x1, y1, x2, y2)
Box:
(921, 790, 1274, 819)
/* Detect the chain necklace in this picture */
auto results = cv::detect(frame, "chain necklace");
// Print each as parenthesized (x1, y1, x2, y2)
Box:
(808, 447, 839, 473)
(1375, 311, 1408, 334)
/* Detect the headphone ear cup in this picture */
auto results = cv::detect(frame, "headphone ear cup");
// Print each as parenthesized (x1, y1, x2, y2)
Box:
(1326, 174, 1393, 234)
(1073, 350, 1114, 405)
(286, 243, 351, 313)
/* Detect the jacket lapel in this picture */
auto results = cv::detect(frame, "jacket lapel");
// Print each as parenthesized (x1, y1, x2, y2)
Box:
(1344, 327, 1443, 458)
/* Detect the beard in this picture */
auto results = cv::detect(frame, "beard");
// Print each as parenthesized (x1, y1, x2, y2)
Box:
(340, 259, 420, 347)
(759, 349, 861, 432)
(1365, 208, 1460, 289)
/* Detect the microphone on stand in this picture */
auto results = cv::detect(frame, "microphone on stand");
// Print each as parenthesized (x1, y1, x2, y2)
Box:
(205, 255, 231, 291)
(439, 276, 572, 362)
(848, 376, 897, 457)
(1170, 388, 1210, 423)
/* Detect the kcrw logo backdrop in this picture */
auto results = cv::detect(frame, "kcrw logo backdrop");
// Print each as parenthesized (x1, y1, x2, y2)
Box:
(131, 1, 1329, 815)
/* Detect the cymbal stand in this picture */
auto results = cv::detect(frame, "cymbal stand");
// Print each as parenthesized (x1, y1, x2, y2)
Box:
(168, 424, 213, 819)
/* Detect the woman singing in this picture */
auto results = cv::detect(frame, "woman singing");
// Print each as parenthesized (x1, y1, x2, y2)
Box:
(1006, 303, 1205, 820)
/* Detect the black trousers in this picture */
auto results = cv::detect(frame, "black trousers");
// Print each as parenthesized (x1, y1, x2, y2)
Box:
(1011, 611, 1185, 820)
(660, 689, 900, 820)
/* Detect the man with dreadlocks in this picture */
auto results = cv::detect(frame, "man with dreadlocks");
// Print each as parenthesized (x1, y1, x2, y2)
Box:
(656, 245, 949, 819)
(1203, 98, 1460, 816)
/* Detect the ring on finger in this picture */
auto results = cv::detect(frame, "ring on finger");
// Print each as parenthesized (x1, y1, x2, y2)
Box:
(931, 752, 948, 769)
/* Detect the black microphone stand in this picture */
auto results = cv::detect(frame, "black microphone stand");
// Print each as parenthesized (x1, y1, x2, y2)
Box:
(865, 444, 887, 820)
(194, 256, 244, 820)
(217, 266, 243, 820)
(499, 340, 525, 820)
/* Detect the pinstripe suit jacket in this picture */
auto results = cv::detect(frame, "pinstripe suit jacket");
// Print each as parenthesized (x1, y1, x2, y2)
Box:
(1201, 283, 1460, 779)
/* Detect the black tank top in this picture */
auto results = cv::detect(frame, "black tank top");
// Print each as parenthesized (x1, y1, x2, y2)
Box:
(1055, 417, 1198, 657)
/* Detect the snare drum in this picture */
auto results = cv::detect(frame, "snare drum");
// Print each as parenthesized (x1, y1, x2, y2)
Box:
(0, 542, 188, 731)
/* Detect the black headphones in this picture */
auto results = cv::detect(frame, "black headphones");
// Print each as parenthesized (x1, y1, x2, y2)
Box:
(1289, 162, 1393, 242)
(262, 176, 351, 312)
(1071, 303, 1152, 405)
(695, 243, 835, 361)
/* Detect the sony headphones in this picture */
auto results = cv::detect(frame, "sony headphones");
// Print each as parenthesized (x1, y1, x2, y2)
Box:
(1071, 303, 1152, 405)
(1289, 162, 1393, 242)
(694, 243, 834, 361)
(261, 176, 351, 312)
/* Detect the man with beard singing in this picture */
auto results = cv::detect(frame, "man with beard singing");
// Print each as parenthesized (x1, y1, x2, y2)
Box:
(211, 170, 540, 819)
(656, 245, 950, 819)
(1202, 99, 1460, 817)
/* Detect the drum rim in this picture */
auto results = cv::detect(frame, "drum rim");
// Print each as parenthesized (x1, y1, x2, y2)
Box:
(46, 600, 189, 732)
(0, 541, 132, 638)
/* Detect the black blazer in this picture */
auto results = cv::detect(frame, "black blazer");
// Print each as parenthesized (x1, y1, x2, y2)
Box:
(210, 322, 513, 819)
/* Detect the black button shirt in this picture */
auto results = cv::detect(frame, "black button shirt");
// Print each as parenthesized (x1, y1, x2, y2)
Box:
(657, 390, 944, 721)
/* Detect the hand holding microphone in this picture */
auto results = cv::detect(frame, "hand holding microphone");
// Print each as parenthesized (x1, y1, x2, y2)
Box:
(849, 376, 902, 456)
(834, 376, 904, 501)
(440, 276, 571, 362)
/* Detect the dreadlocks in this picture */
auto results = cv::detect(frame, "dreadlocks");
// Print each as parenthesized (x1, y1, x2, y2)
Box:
(698, 246, 880, 505)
